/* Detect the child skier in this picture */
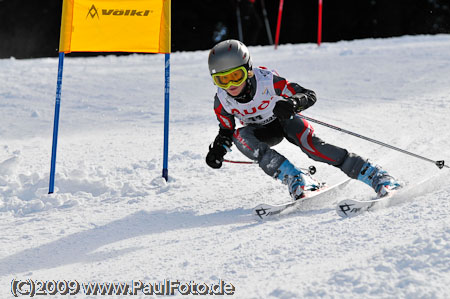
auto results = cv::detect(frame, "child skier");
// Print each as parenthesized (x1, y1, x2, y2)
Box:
(205, 39, 401, 200)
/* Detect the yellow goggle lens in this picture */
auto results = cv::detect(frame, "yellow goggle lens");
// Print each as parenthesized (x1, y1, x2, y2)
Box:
(212, 66, 248, 89)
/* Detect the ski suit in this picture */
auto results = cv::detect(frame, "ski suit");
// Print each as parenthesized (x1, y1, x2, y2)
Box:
(213, 67, 367, 179)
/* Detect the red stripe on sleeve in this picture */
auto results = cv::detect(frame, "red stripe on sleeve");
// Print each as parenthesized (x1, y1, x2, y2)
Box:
(273, 79, 287, 92)
(214, 103, 234, 129)
(285, 81, 296, 94)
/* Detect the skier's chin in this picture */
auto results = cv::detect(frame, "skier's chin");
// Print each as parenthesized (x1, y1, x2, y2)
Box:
(226, 84, 245, 97)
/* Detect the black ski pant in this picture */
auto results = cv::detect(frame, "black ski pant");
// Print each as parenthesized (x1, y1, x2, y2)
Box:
(232, 115, 366, 179)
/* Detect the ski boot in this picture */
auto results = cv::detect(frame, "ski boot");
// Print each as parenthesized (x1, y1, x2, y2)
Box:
(357, 161, 402, 198)
(275, 160, 321, 200)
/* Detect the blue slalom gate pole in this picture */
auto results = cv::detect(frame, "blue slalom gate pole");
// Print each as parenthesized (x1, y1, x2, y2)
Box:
(49, 52, 65, 193)
(162, 53, 170, 181)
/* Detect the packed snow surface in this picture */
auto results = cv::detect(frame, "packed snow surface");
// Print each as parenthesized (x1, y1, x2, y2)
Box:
(1, 35, 450, 298)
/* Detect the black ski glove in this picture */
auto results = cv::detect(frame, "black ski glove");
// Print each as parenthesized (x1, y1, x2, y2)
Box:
(206, 134, 233, 169)
(273, 93, 308, 121)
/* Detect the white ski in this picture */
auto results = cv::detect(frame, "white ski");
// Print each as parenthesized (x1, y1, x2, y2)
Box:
(336, 172, 445, 218)
(336, 194, 395, 218)
(254, 179, 352, 219)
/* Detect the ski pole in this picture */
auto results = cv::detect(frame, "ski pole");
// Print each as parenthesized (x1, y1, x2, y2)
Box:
(236, 0, 244, 42)
(260, 0, 273, 44)
(224, 159, 256, 164)
(223, 159, 317, 174)
(298, 114, 449, 169)
(274, 0, 284, 50)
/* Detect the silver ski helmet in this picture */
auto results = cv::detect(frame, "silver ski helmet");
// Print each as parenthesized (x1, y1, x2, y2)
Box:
(208, 39, 252, 76)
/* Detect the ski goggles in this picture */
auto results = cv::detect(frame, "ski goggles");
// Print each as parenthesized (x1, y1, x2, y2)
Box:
(211, 66, 248, 89)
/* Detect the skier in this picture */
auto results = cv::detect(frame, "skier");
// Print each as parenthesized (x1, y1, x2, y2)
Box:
(205, 39, 402, 200)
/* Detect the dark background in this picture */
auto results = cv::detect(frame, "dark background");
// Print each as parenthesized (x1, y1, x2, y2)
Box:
(1, 0, 449, 59)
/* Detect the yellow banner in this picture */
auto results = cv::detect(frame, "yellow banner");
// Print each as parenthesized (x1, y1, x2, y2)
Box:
(59, 0, 171, 53)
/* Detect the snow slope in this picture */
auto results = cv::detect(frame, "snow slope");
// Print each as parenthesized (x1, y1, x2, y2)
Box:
(1, 35, 449, 298)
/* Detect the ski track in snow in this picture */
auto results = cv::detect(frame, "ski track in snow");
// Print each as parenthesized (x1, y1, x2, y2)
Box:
(1, 35, 449, 298)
